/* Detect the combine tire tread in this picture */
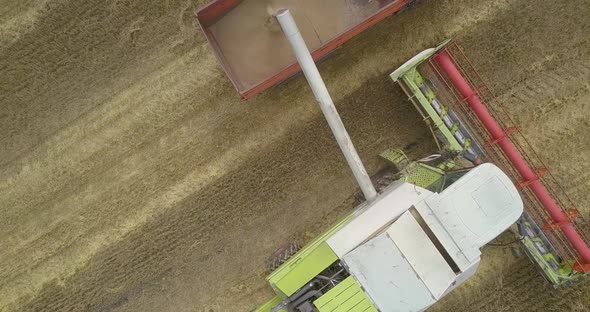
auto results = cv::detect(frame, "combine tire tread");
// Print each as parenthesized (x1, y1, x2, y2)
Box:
(267, 242, 300, 272)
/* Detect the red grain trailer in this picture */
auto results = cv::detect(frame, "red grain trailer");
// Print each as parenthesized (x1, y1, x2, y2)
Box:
(196, 0, 413, 99)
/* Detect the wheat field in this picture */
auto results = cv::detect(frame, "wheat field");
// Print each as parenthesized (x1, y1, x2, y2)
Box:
(1, 0, 589, 311)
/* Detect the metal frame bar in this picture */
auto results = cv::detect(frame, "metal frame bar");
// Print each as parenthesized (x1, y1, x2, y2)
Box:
(276, 9, 377, 202)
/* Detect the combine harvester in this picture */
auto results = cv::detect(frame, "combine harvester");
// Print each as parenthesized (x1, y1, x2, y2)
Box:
(196, 2, 590, 311)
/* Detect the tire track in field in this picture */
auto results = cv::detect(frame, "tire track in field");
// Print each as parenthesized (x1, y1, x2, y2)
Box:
(0, 0, 206, 166)
(494, 54, 590, 209)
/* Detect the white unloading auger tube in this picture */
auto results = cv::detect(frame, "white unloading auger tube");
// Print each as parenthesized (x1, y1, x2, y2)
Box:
(275, 9, 378, 202)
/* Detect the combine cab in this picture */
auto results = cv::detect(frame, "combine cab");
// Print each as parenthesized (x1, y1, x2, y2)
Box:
(258, 161, 523, 312)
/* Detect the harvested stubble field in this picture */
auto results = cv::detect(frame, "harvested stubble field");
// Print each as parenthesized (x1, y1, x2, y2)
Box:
(1, 0, 589, 311)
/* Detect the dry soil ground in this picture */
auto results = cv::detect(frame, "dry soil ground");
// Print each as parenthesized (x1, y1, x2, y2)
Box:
(1, 0, 589, 311)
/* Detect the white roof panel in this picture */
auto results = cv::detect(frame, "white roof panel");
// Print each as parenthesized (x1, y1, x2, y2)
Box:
(327, 182, 433, 257)
(386, 211, 456, 299)
(343, 232, 435, 312)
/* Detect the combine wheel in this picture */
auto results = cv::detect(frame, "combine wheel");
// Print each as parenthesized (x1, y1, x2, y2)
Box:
(267, 242, 300, 272)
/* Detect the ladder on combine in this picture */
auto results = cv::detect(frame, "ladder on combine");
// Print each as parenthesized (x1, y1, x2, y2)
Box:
(392, 40, 590, 286)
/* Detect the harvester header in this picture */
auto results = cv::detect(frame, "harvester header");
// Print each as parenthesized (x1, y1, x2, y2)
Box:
(392, 40, 590, 280)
